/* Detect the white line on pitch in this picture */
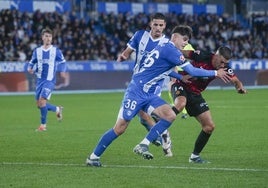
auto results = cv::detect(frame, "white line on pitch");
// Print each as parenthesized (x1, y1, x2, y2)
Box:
(1, 162, 267, 172)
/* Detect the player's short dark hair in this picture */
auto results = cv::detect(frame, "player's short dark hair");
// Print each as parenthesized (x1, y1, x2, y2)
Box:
(218, 46, 232, 60)
(41, 28, 53, 36)
(150, 12, 166, 22)
(171, 25, 192, 39)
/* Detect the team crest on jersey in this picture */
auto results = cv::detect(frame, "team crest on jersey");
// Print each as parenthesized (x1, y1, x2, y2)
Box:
(180, 55, 185, 61)
(127, 110, 132, 116)
(227, 68, 234, 76)
(174, 86, 181, 95)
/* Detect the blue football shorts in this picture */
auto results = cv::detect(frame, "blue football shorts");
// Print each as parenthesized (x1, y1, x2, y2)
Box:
(117, 82, 167, 121)
(35, 80, 55, 100)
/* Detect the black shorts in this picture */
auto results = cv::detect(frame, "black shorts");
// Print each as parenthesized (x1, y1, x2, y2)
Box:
(170, 82, 209, 117)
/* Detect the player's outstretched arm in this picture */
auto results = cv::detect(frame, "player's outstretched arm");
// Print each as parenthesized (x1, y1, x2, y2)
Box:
(117, 47, 133, 62)
(55, 72, 70, 89)
(27, 68, 34, 74)
(27, 63, 35, 74)
(183, 63, 231, 83)
(216, 68, 232, 83)
(168, 71, 191, 84)
(231, 76, 247, 94)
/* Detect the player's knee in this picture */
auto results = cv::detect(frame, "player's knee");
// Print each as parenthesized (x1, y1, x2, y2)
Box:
(165, 110, 176, 122)
(174, 100, 186, 112)
(37, 98, 46, 107)
(113, 126, 126, 136)
(113, 121, 128, 135)
(203, 124, 215, 134)
(37, 102, 45, 108)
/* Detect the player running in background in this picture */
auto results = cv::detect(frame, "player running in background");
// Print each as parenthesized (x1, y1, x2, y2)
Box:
(169, 46, 247, 163)
(117, 13, 173, 156)
(27, 28, 67, 131)
(86, 25, 231, 167)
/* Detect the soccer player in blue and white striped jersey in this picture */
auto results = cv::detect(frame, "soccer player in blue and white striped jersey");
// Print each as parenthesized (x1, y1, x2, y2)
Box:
(86, 25, 231, 167)
(117, 13, 173, 156)
(27, 28, 67, 131)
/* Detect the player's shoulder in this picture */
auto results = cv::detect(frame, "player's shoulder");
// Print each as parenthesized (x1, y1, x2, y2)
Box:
(159, 35, 169, 43)
(224, 65, 235, 76)
(155, 40, 172, 49)
(163, 40, 174, 47)
(191, 49, 212, 61)
(166, 41, 180, 52)
(139, 29, 149, 34)
(33, 46, 43, 54)
(134, 29, 148, 37)
(130, 30, 148, 42)
(156, 41, 179, 57)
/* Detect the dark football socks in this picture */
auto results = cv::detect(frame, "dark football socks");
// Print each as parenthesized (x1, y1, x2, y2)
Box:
(171, 106, 180, 115)
(193, 130, 211, 155)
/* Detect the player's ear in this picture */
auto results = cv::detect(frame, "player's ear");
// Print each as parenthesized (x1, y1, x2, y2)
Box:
(149, 21, 152, 28)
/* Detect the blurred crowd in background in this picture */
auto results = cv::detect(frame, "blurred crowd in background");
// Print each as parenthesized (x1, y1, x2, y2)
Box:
(0, 9, 267, 62)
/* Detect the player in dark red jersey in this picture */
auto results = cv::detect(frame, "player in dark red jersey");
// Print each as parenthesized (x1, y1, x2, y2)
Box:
(170, 46, 247, 163)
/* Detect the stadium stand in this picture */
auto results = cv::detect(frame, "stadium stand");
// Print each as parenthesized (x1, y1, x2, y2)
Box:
(0, 8, 267, 62)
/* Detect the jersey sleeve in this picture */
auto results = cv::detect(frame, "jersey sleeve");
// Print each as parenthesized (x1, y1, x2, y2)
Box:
(28, 49, 37, 69)
(127, 30, 143, 51)
(163, 43, 186, 67)
(56, 48, 66, 63)
(182, 63, 216, 77)
(56, 48, 66, 72)
(57, 63, 66, 72)
(225, 65, 236, 78)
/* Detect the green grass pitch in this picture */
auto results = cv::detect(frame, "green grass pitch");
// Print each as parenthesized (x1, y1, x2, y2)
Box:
(0, 89, 267, 187)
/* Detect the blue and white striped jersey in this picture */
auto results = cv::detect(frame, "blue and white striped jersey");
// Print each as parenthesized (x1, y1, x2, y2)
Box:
(127, 30, 169, 75)
(131, 41, 216, 94)
(28, 45, 66, 83)
(131, 41, 182, 94)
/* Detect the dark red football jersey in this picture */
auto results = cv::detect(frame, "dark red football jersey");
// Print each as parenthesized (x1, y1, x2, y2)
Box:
(177, 50, 235, 94)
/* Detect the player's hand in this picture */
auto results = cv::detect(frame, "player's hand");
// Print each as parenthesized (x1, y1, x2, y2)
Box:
(181, 75, 192, 84)
(55, 83, 68, 90)
(27, 68, 34, 74)
(237, 88, 247, 94)
(117, 54, 127, 62)
(216, 68, 231, 83)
